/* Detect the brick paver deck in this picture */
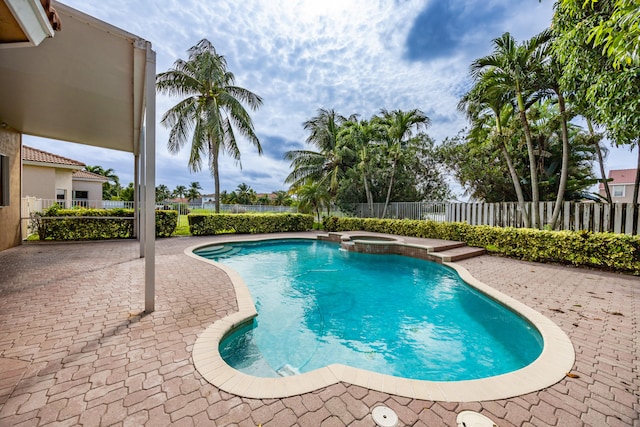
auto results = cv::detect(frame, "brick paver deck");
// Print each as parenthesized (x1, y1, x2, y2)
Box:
(0, 233, 637, 426)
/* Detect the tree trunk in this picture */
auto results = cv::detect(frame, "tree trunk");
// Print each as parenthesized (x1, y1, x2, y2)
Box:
(633, 143, 640, 208)
(362, 170, 374, 217)
(588, 119, 612, 204)
(381, 160, 397, 219)
(499, 141, 530, 228)
(549, 91, 569, 230)
(212, 149, 220, 213)
(517, 92, 540, 228)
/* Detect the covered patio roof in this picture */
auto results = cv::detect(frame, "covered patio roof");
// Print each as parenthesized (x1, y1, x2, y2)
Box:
(0, 0, 157, 312)
(0, 1, 147, 155)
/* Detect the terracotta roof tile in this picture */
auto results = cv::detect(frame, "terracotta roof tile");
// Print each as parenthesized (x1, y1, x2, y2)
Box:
(72, 170, 108, 181)
(22, 145, 85, 167)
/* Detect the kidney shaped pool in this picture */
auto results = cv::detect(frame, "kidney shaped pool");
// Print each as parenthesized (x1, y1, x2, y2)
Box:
(195, 239, 543, 382)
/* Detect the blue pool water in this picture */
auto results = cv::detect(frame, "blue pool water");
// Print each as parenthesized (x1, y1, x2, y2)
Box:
(195, 239, 543, 381)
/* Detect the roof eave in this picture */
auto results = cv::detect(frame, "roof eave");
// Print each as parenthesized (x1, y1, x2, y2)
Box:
(23, 160, 84, 170)
(1, 0, 55, 49)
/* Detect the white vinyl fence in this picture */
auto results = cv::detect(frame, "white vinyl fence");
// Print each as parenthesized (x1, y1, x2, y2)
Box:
(354, 201, 639, 235)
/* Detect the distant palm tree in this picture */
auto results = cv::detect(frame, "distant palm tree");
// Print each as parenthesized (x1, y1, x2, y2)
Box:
(273, 190, 291, 206)
(284, 109, 349, 199)
(235, 182, 256, 205)
(155, 184, 171, 203)
(186, 181, 202, 202)
(296, 180, 330, 222)
(172, 185, 187, 199)
(156, 38, 263, 213)
(337, 117, 380, 216)
(375, 109, 430, 218)
(85, 165, 120, 199)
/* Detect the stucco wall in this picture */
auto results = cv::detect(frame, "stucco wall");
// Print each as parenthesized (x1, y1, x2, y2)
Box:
(54, 168, 73, 207)
(22, 164, 56, 199)
(72, 180, 104, 207)
(600, 184, 639, 203)
(0, 128, 22, 251)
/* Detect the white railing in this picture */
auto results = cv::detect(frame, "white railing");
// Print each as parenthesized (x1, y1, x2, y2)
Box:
(353, 201, 639, 235)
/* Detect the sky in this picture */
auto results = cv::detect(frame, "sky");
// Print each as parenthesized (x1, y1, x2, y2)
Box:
(25, 0, 638, 199)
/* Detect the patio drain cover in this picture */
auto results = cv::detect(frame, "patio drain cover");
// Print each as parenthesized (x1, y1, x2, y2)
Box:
(456, 410, 498, 427)
(372, 406, 398, 427)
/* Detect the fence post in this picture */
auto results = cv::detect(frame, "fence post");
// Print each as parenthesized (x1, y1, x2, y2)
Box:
(614, 204, 623, 233)
(625, 203, 634, 235)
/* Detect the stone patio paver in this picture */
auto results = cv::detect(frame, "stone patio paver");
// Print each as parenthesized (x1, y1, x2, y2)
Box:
(0, 233, 638, 426)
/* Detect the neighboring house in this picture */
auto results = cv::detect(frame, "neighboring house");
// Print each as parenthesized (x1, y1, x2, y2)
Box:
(22, 145, 107, 207)
(70, 170, 109, 207)
(599, 169, 639, 203)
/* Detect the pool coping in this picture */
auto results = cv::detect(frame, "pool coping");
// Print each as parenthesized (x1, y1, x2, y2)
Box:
(186, 234, 575, 402)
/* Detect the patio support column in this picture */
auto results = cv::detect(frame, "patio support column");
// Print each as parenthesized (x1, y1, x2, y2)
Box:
(134, 151, 139, 240)
(144, 42, 156, 313)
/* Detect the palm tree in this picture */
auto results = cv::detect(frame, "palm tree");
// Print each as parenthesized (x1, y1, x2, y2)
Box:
(235, 182, 256, 205)
(376, 109, 430, 219)
(539, 55, 573, 229)
(172, 185, 187, 199)
(186, 181, 202, 202)
(337, 117, 379, 216)
(155, 184, 171, 203)
(471, 30, 552, 228)
(459, 69, 531, 227)
(156, 38, 263, 213)
(586, 119, 612, 203)
(296, 180, 330, 222)
(85, 165, 120, 199)
(273, 190, 291, 206)
(284, 109, 349, 201)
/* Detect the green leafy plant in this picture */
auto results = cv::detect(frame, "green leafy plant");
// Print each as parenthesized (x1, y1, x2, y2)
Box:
(188, 213, 313, 236)
(322, 217, 640, 274)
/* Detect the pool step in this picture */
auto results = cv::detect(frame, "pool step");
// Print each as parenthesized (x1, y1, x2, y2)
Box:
(195, 245, 240, 258)
(429, 246, 486, 263)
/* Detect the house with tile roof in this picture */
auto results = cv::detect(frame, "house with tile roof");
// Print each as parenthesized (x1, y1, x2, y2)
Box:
(599, 169, 639, 203)
(22, 145, 107, 207)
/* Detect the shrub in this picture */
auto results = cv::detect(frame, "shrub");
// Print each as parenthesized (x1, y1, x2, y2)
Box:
(322, 217, 640, 275)
(156, 210, 178, 237)
(32, 208, 178, 240)
(188, 213, 314, 236)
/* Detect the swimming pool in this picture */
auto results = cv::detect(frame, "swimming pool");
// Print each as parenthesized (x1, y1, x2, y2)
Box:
(196, 239, 543, 381)
(189, 234, 575, 401)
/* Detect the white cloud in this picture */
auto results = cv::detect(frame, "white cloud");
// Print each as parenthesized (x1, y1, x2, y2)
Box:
(27, 0, 634, 197)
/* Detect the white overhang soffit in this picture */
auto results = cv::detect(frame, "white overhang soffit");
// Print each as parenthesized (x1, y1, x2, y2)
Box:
(1, 0, 55, 48)
(0, 1, 148, 155)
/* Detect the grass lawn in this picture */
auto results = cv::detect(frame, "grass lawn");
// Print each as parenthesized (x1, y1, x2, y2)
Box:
(174, 214, 191, 236)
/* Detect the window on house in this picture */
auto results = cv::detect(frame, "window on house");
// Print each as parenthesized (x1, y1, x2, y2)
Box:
(74, 190, 88, 199)
(73, 190, 89, 207)
(612, 185, 625, 198)
(56, 189, 66, 207)
(0, 154, 9, 207)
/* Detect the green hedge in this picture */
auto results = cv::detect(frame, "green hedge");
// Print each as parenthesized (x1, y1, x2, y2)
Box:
(155, 210, 178, 237)
(188, 213, 314, 236)
(33, 207, 178, 240)
(322, 217, 640, 275)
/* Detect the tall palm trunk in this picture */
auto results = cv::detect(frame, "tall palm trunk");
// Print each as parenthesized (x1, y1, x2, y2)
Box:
(549, 91, 569, 229)
(517, 91, 540, 228)
(381, 158, 398, 219)
(587, 119, 612, 204)
(362, 169, 374, 217)
(212, 147, 221, 213)
(634, 144, 640, 208)
(496, 120, 530, 227)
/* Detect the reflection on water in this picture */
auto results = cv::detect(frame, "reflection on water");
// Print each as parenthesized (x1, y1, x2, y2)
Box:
(203, 240, 543, 381)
